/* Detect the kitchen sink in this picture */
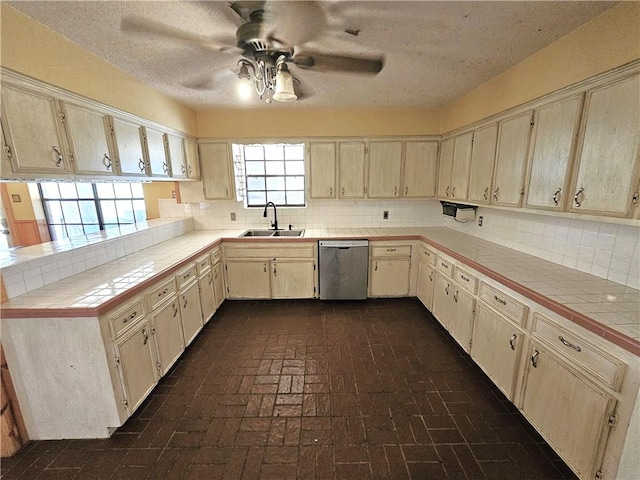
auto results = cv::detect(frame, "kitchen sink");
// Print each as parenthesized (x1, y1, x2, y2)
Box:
(239, 229, 304, 237)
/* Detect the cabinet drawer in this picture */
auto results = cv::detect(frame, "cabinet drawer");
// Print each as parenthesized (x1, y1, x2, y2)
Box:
(532, 314, 626, 391)
(109, 299, 146, 338)
(419, 244, 436, 266)
(371, 245, 412, 257)
(176, 264, 197, 289)
(225, 244, 314, 259)
(211, 248, 222, 265)
(479, 282, 527, 326)
(454, 265, 478, 294)
(196, 255, 212, 274)
(148, 277, 177, 309)
(436, 256, 454, 278)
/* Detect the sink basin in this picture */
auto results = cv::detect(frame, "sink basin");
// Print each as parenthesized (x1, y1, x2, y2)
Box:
(240, 229, 276, 237)
(272, 230, 304, 237)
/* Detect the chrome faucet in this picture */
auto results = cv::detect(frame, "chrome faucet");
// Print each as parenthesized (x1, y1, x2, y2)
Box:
(263, 202, 278, 230)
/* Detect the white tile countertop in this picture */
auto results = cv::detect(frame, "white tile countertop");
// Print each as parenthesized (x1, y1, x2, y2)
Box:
(1, 226, 638, 355)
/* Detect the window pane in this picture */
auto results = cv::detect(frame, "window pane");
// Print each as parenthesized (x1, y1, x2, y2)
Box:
(115, 200, 134, 223)
(61, 201, 81, 223)
(265, 161, 285, 175)
(131, 183, 144, 197)
(113, 183, 132, 198)
(76, 183, 94, 198)
(245, 162, 265, 175)
(287, 191, 305, 205)
(266, 177, 285, 190)
(285, 144, 304, 160)
(41, 183, 60, 199)
(96, 183, 114, 198)
(45, 201, 64, 223)
(286, 161, 305, 175)
(66, 224, 85, 239)
(50, 224, 66, 241)
(133, 200, 147, 222)
(247, 177, 266, 190)
(264, 144, 284, 160)
(247, 191, 266, 206)
(244, 145, 264, 160)
(286, 176, 305, 190)
(100, 200, 118, 223)
(84, 224, 100, 235)
(59, 183, 78, 199)
(79, 201, 99, 224)
(266, 191, 286, 204)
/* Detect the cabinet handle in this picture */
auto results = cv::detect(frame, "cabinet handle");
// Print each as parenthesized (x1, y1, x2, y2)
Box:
(172, 303, 178, 317)
(214, 270, 218, 279)
(181, 164, 186, 174)
(483, 187, 489, 201)
(445, 284, 449, 295)
(273, 264, 277, 276)
(509, 333, 517, 351)
(341, 187, 345, 196)
(225, 188, 229, 197)
(329, 187, 333, 196)
(142, 328, 148, 345)
(440, 262, 448, 269)
(404, 186, 408, 196)
(103, 154, 112, 170)
(183, 272, 191, 279)
(494, 295, 507, 306)
(52, 146, 64, 167)
(445, 186, 450, 197)
(158, 288, 168, 297)
(460, 274, 469, 282)
(374, 261, 378, 271)
(552, 188, 562, 207)
(263, 263, 267, 273)
(558, 336, 581, 352)
(123, 311, 137, 323)
(633, 192, 639, 205)
(183, 295, 188, 308)
(208, 273, 213, 285)
(188, 164, 193, 176)
(574, 187, 584, 207)
(453, 290, 458, 303)
(394, 186, 398, 197)
(139, 158, 145, 172)
(162, 162, 168, 174)
(451, 186, 456, 197)
(531, 349, 539, 368)
(493, 187, 499, 201)
(386, 248, 396, 252)
(429, 272, 433, 281)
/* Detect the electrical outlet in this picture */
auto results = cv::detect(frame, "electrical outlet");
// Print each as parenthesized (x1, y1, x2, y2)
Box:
(478, 216, 483, 227)
(383, 211, 389, 220)
(230, 212, 236, 221)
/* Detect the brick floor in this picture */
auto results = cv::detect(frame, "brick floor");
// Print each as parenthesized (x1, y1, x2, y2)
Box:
(1, 298, 577, 479)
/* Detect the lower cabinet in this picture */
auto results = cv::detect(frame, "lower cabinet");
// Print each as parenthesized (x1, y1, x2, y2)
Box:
(198, 268, 216, 323)
(212, 262, 225, 309)
(225, 260, 271, 299)
(369, 243, 412, 297)
(416, 259, 435, 310)
(271, 260, 316, 299)
(179, 280, 204, 346)
(449, 286, 475, 353)
(432, 271, 452, 329)
(150, 296, 184, 376)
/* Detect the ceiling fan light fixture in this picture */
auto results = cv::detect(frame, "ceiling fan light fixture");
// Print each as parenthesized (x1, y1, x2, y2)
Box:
(272, 63, 297, 102)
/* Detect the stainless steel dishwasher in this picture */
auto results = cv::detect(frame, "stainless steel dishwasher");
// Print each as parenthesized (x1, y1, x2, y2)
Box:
(318, 240, 369, 300)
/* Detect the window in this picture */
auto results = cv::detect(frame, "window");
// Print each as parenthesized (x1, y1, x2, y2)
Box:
(39, 182, 146, 240)
(232, 143, 305, 207)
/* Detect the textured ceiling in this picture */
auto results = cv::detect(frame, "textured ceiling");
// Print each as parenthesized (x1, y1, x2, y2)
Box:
(9, 1, 614, 110)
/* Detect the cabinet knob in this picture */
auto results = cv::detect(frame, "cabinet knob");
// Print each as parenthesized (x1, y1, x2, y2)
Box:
(573, 187, 584, 207)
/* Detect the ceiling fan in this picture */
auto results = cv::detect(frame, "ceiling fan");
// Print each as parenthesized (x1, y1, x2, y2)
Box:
(121, 1, 385, 103)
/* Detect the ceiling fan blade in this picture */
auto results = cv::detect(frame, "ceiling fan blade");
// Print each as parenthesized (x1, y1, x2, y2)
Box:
(262, 1, 327, 47)
(184, 70, 237, 91)
(292, 52, 384, 75)
(121, 17, 237, 53)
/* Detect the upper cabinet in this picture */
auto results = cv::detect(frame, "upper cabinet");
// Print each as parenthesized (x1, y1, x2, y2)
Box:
(568, 73, 640, 217)
(200, 142, 235, 200)
(523, 95, 583, 211)
(166, 133, 186, 179)
(492, 111, 534, 207)
(1, 84, 72, 175)
(110, 117, 147, 177)
(142, 126, 169, 178)
(438, 133, 472, 201)
(308, 142, 337, 199)
(183, 138, 200, 180)
(437, 138, 454, 199)
(61, 101, 115, 177)
(338, 141, 366, 198)
(402, 140, 438, 198)
(367, 141, 403, 198)
(467, 124, 498, 204)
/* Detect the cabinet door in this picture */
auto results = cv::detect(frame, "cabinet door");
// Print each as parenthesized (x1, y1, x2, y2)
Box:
(308, 142, 336, 199)
(369, 258, 411, 297)
(524, 95, 582, 211)
(200, 142, 235, 200)
(212, 263, 225, 309)
(437, 138, 454, 198)
(338, 142, 366, 198)
(471, 303, 524, 400)
(402, 141, 438, 198)
(151, 298, 184, 376)
(521, 342, 616, 480)
(272, 260, 316, 299)
(1, 84, 71, 174)
(569, 74, 640, 217)
(417, 260, 436, 310)
(114, 319, 157, 415)
(61, 101, 114, 176)
(468, 124, 498, 204)
(110, 117, 147, 176)
(449, 287, 476, 353)
(367, 141, 403, 198)
(450, 132, 473, 201)
(225, 260, 271, 299)
(179, 281, 203, 346)
(143, 126, 169, 177)
(492, 111, 534, 207)
(199, 271, 216, 324)
(166, 134, 186, 179)
(432, 272, 452, 329)
(183, 138, 200, 179)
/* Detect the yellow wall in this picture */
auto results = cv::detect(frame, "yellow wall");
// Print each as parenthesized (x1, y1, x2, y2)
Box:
(441, 2, 640, 133)
(197, 108, 442, 138)
(142, 182, 177, 219)
(0, 4, 197, 135)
